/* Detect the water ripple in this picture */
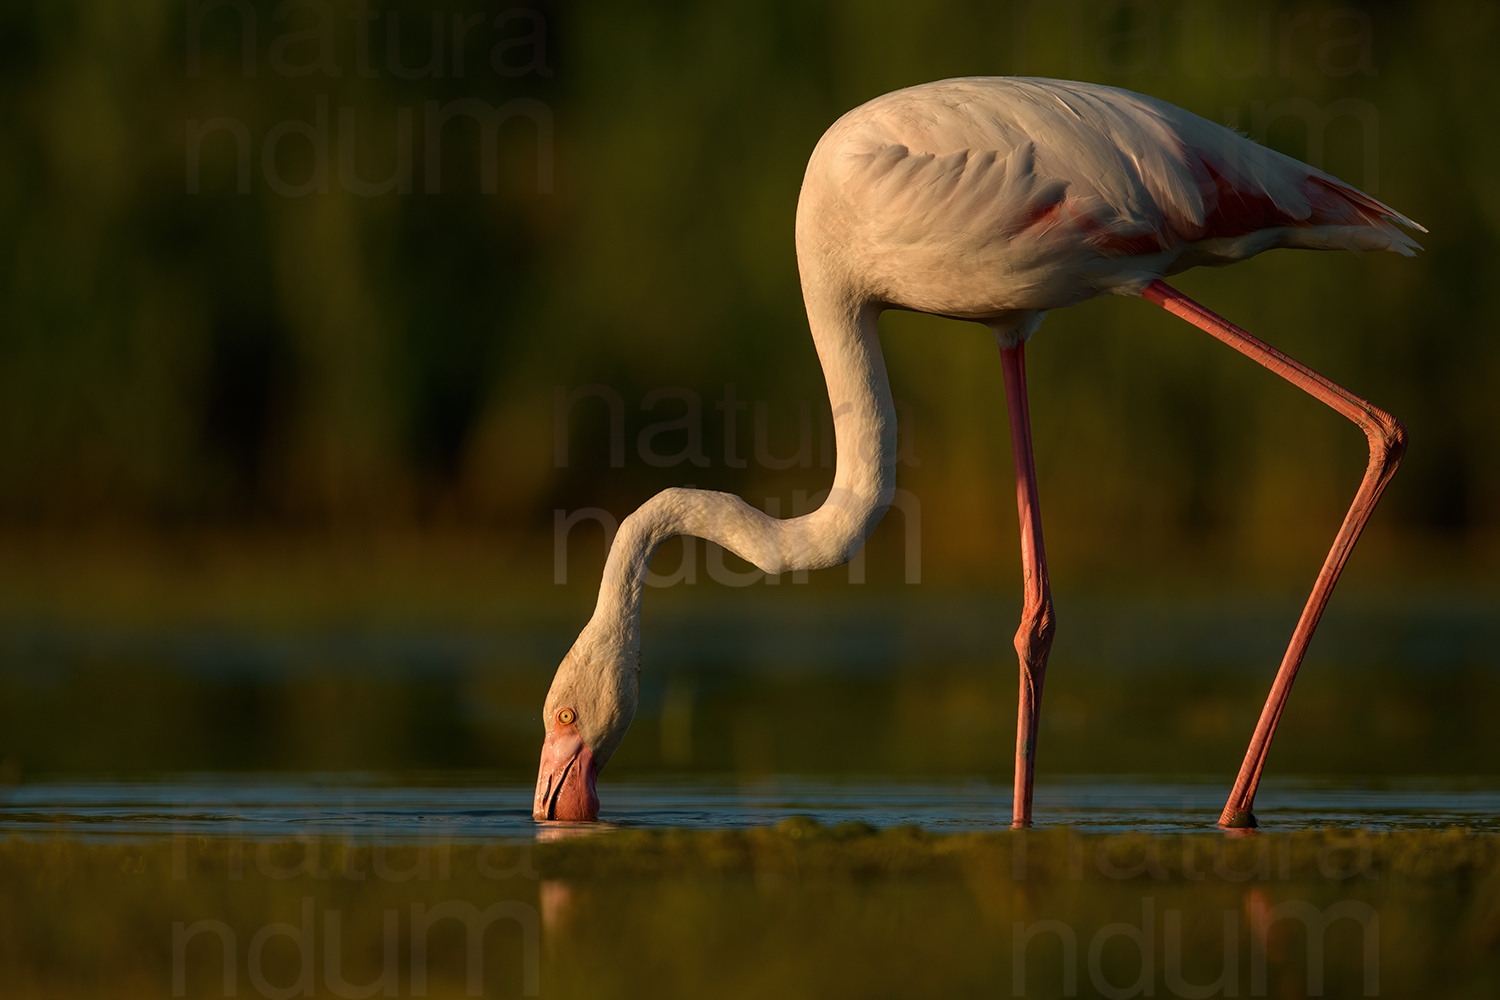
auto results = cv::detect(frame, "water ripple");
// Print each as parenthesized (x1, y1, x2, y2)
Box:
(2, 774, 1496, 842)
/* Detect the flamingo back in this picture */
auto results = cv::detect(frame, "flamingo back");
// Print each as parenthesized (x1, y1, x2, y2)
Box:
(796, 77, 1423, 324)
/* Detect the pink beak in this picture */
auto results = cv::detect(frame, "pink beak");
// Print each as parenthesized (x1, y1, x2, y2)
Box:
(532, 725, 599, 822)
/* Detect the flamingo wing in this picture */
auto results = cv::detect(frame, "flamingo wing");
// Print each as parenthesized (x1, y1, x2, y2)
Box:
(819, 77, 1423, 272)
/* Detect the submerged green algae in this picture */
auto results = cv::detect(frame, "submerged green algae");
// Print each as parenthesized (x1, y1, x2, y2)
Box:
(4, 825, 1500, 998)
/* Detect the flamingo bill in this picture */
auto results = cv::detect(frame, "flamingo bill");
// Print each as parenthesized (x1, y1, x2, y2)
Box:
(533, 727, 600, 822)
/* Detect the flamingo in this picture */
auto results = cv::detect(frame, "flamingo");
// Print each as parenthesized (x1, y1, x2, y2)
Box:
(532, 77, 1422, 830)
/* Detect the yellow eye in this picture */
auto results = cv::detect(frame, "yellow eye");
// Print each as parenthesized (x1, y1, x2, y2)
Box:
(556, 708, 576, 726)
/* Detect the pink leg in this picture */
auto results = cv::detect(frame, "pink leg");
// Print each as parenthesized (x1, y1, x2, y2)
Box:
(1143, 280, 1407, 829)
(1000, 343, 1056, 828)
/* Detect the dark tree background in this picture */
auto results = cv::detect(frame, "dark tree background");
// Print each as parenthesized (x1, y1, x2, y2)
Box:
(0, 0, 1494, 609)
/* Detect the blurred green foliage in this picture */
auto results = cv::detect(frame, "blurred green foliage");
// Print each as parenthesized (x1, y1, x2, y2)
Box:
(1, 0, 1496, 590)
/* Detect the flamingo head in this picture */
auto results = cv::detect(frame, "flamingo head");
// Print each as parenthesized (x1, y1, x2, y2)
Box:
(532, 626, 639, 822)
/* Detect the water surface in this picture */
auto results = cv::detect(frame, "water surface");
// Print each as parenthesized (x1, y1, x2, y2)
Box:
(3, 774, 1495, 842)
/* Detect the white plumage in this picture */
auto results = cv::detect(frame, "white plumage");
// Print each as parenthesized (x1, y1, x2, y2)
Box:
(801, 77, 1421, 338)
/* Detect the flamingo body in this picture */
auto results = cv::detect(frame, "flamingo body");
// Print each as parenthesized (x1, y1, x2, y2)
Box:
(800, 78, 1419, 339)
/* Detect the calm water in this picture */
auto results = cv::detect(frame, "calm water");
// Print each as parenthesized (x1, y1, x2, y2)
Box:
(2, 774, 1496, 841)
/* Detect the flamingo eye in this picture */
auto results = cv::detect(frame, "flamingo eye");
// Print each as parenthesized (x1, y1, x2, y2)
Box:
(556, 708, 576, 726)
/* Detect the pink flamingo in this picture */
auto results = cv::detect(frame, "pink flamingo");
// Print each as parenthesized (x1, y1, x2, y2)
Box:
(533, 77, 1422, 829)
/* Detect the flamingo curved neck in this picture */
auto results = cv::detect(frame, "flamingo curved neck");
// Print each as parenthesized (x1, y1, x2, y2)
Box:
(584, 280, 898, 658)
